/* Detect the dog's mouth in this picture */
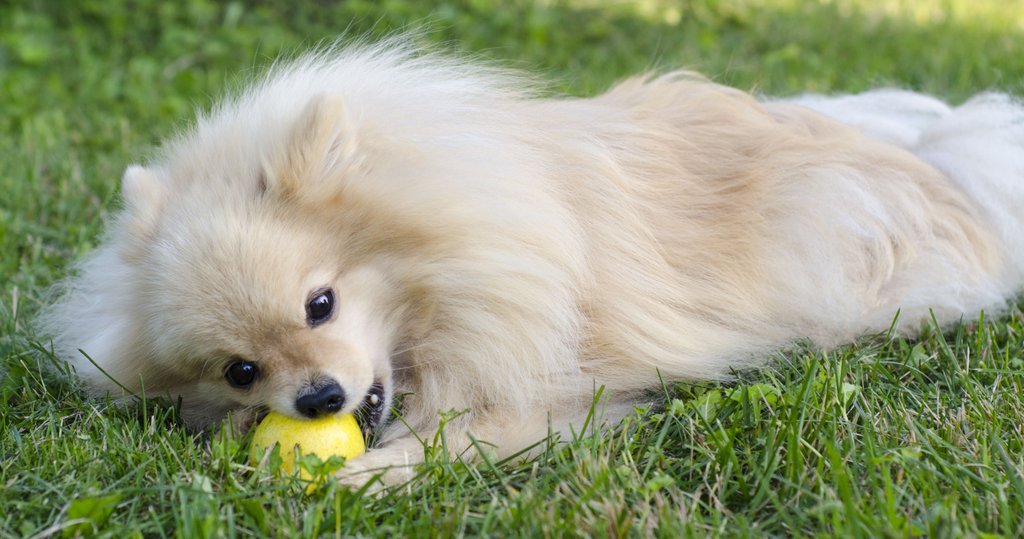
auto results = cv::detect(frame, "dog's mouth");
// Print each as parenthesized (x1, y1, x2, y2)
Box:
(353, 381, 388, 440)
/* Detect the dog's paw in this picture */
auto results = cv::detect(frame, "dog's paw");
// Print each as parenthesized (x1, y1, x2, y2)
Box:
(334, 442, 422, 492)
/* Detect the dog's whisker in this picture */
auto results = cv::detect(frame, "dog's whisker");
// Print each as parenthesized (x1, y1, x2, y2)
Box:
(389, 338, 442, 358)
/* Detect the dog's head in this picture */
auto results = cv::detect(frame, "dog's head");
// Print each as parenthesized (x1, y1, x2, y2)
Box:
(45, 94, 428, 436)
(133, 204, 400, 436)
(143, 95, 414, 434)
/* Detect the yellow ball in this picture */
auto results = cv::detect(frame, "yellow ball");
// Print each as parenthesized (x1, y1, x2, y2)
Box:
(249, 412, 366, 475)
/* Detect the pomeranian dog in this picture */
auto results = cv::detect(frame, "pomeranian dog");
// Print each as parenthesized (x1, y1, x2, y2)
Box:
(38, 40, 1024, 485)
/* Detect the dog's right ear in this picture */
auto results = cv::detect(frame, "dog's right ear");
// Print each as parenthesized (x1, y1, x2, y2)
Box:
(263, 94, 362, 204)
(119, 165, 167, 239)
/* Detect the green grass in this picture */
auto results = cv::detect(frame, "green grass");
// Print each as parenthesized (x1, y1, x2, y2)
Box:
(3, 0, 1024, 536)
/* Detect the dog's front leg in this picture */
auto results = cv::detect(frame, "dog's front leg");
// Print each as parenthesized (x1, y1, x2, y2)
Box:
(334, 397, 641, 491)
(332, 421, 481, 490)
(333, 435, 427, 490)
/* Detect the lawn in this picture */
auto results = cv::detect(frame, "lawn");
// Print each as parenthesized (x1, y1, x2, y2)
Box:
(3, 0, 1024, 536)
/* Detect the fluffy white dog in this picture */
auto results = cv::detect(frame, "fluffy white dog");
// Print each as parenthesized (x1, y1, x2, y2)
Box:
(38, 42, 1024, 485)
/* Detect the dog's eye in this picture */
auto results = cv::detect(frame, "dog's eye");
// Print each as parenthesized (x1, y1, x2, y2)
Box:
(306, 288, 335, 327)
(225, 359, 259, 388)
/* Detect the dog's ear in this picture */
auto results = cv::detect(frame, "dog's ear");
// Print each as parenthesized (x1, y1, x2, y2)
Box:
(264, 94, 361, 203)
(120, 165, 166, 236)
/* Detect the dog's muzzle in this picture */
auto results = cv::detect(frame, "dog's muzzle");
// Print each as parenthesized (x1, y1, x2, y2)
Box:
(224, 381, 388, 442)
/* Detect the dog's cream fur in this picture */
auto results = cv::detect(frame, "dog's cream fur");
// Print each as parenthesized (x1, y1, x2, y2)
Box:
(38, 42, 1024, 485)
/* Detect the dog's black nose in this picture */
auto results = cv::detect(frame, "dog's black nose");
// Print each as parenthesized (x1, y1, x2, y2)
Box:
(295, 381, 346, 418)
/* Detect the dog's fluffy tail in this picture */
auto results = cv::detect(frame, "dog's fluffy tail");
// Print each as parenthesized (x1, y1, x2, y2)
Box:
(789, 89, 1024, 296)
(914, 93, 1024, 290)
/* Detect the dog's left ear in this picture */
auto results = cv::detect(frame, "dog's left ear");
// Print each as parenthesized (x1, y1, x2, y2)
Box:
(263, 94, 361, 203)
(114, 165, 169, 262)
(120, 165, 167, 234)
